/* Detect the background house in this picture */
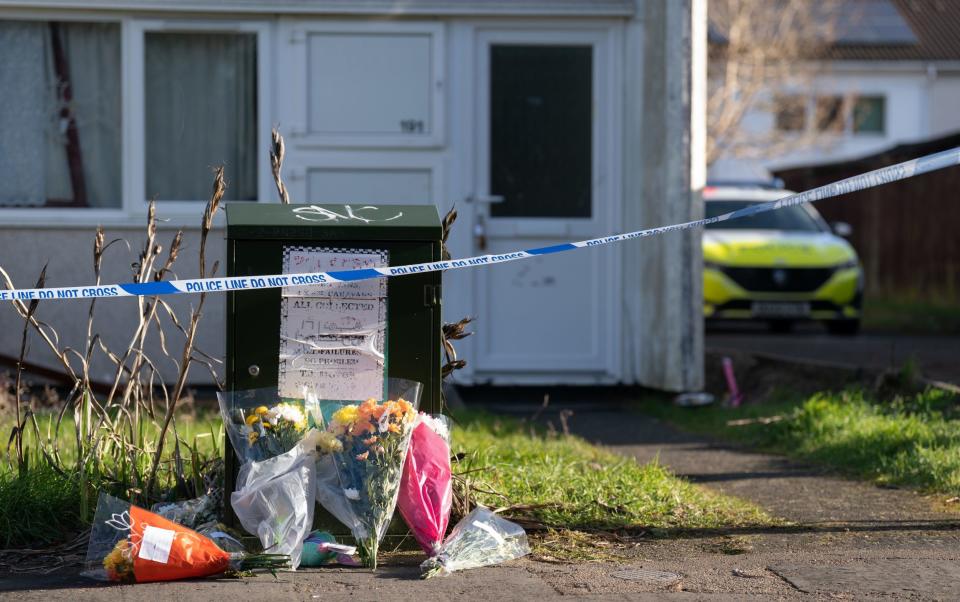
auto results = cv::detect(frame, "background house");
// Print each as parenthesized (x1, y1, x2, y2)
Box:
(0, 0, 707, 392)
(708, 0, 960, 178)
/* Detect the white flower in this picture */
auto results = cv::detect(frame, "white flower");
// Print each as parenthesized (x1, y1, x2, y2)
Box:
(277, 404, 305, 425)
(418, 413, 451, 444)
(344, 488, 360, 500)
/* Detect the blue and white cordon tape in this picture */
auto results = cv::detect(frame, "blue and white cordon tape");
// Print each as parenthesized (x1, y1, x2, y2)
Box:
(3, 146, 959, 302)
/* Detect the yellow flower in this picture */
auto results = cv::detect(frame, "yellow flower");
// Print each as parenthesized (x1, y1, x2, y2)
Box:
(103, 539, 134, 582)
(316, 431, 343, 453)
(245, 414, 260, 426)
(332, 404, 360, 427)
(255, 406, 269, 415)
(247, 430, 259, 444)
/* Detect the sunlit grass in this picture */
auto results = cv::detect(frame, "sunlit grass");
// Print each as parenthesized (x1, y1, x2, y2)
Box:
(0, 409, 776, 549)
(641, 387, 960, 495)
(0, 411, 223, 547)
(451, 411, 773, 532)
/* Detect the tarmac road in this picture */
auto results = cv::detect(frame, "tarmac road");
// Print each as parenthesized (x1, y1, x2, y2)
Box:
(707, 321, 960, 385)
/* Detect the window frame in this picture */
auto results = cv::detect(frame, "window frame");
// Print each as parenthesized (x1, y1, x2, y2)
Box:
(772, 92, 887, 138)
(0, 11, 272, 227)
(851, 94, 886, 136)
(773, 94, 807, 133)
(128, 18, 272, 217)
(0, 10, 125, 223)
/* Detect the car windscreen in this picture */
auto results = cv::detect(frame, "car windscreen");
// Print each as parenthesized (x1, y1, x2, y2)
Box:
(704, 200, 823, 231)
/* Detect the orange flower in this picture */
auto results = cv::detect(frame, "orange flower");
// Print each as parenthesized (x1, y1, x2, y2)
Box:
(355, 451, 369, 461)
(392, 398, 413, 418)
(358, 398, 387, 422)
(362, 436, 378, 445)
(351, 420, 376, 436)
(387, 422, 401, 434)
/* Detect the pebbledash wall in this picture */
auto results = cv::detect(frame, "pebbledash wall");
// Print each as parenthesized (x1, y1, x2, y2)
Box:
(0, 0, 706, 392)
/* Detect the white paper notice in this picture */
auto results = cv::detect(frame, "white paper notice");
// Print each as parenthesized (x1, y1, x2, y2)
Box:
(279, 247, 388, 401)
(138, 525, 176, 564)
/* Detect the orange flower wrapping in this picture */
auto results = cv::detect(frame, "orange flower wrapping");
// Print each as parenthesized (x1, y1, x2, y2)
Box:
(126, 505, 231, 582)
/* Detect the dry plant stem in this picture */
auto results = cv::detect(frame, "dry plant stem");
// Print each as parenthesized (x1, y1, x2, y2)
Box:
(437, 205, 472, 388)
(270, 127, 291, 204)
(13, 265, 46, 471)
(145, 167, 224, 498)
(82, 204, 167, 488)
(0, 174, 220, 502)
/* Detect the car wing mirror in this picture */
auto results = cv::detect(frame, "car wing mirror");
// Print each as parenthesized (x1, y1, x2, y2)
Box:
(832, 221, 852, 237)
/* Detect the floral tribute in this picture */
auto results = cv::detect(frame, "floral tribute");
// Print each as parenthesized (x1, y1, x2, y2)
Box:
(219, 389, 316, 463)
(397, 413, 454, 556)
(420, 506, 530, 579)
(326, 395, 418, 569)
(85, 493, 289, 583)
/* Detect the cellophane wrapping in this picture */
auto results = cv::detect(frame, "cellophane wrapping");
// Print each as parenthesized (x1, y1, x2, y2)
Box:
(420, 507, 530, 578)
(322, 378, 422, 569)
(84, 493, 232, 583)
(230, 431, 319, 569)
(397, 413, 453, 555)
(218, 388, 320, 464)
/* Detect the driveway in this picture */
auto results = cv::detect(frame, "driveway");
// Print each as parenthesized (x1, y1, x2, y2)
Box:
(707, 322, 960, 384)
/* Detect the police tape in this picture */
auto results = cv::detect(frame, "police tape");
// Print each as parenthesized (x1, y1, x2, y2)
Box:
(3, 146, 959, 302)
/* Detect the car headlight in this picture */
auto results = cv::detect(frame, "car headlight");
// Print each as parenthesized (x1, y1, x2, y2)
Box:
(835, 259, 859, 270)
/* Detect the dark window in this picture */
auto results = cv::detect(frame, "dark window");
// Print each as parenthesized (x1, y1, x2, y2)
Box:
(490, 45, 592, 218)
(774, 95, 806, 132)
(852, 96, 885, 134)
(815, 95, 845, 132)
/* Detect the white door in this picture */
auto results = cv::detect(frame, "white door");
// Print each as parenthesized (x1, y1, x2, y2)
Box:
(468, 27, 621, 384)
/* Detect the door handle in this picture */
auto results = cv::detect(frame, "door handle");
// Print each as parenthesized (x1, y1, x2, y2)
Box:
(474, 215, 487, 252)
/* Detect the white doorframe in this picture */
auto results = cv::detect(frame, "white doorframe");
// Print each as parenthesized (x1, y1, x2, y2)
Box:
(453, 21, 624, 385)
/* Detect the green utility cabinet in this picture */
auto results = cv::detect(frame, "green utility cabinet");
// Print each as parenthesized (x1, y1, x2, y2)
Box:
(223, 202, 443, 526)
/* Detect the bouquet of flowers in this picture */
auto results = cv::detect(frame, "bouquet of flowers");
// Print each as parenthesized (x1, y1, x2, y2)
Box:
(324, 378, 421, 569)
(397, 413, 454, 555)
(230, 432, 319, 569)
(420, 507, 530, 579)
(219, 388, 318, 463)
(84, 493, 289, 583)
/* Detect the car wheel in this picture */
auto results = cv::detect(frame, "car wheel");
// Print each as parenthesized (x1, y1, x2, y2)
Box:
(767, 319, 794, 333)
(826, 319, 860, 336)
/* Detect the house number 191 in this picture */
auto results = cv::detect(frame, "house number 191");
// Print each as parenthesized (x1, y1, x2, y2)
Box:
(400, 119, 425, 133)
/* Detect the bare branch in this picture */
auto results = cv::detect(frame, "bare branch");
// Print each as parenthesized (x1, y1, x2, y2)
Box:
(270, 127, 291, 205)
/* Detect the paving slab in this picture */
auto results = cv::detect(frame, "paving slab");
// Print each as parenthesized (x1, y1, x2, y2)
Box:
(769, 559, 960, 598)
(0, 565, 556, 602)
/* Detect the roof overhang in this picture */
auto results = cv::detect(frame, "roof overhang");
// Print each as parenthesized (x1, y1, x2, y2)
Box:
(0, 0, 635, 17)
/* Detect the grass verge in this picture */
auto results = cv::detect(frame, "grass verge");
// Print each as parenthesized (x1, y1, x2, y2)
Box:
(0, 412, 222, 548)
(641, 387, 960, 495)
(862, 295, 960, 334)
(0, 410, 774, 555)
(450, 411, 773, 540)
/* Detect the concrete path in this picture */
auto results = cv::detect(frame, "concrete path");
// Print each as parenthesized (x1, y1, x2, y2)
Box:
(566, 406, 960, 599)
